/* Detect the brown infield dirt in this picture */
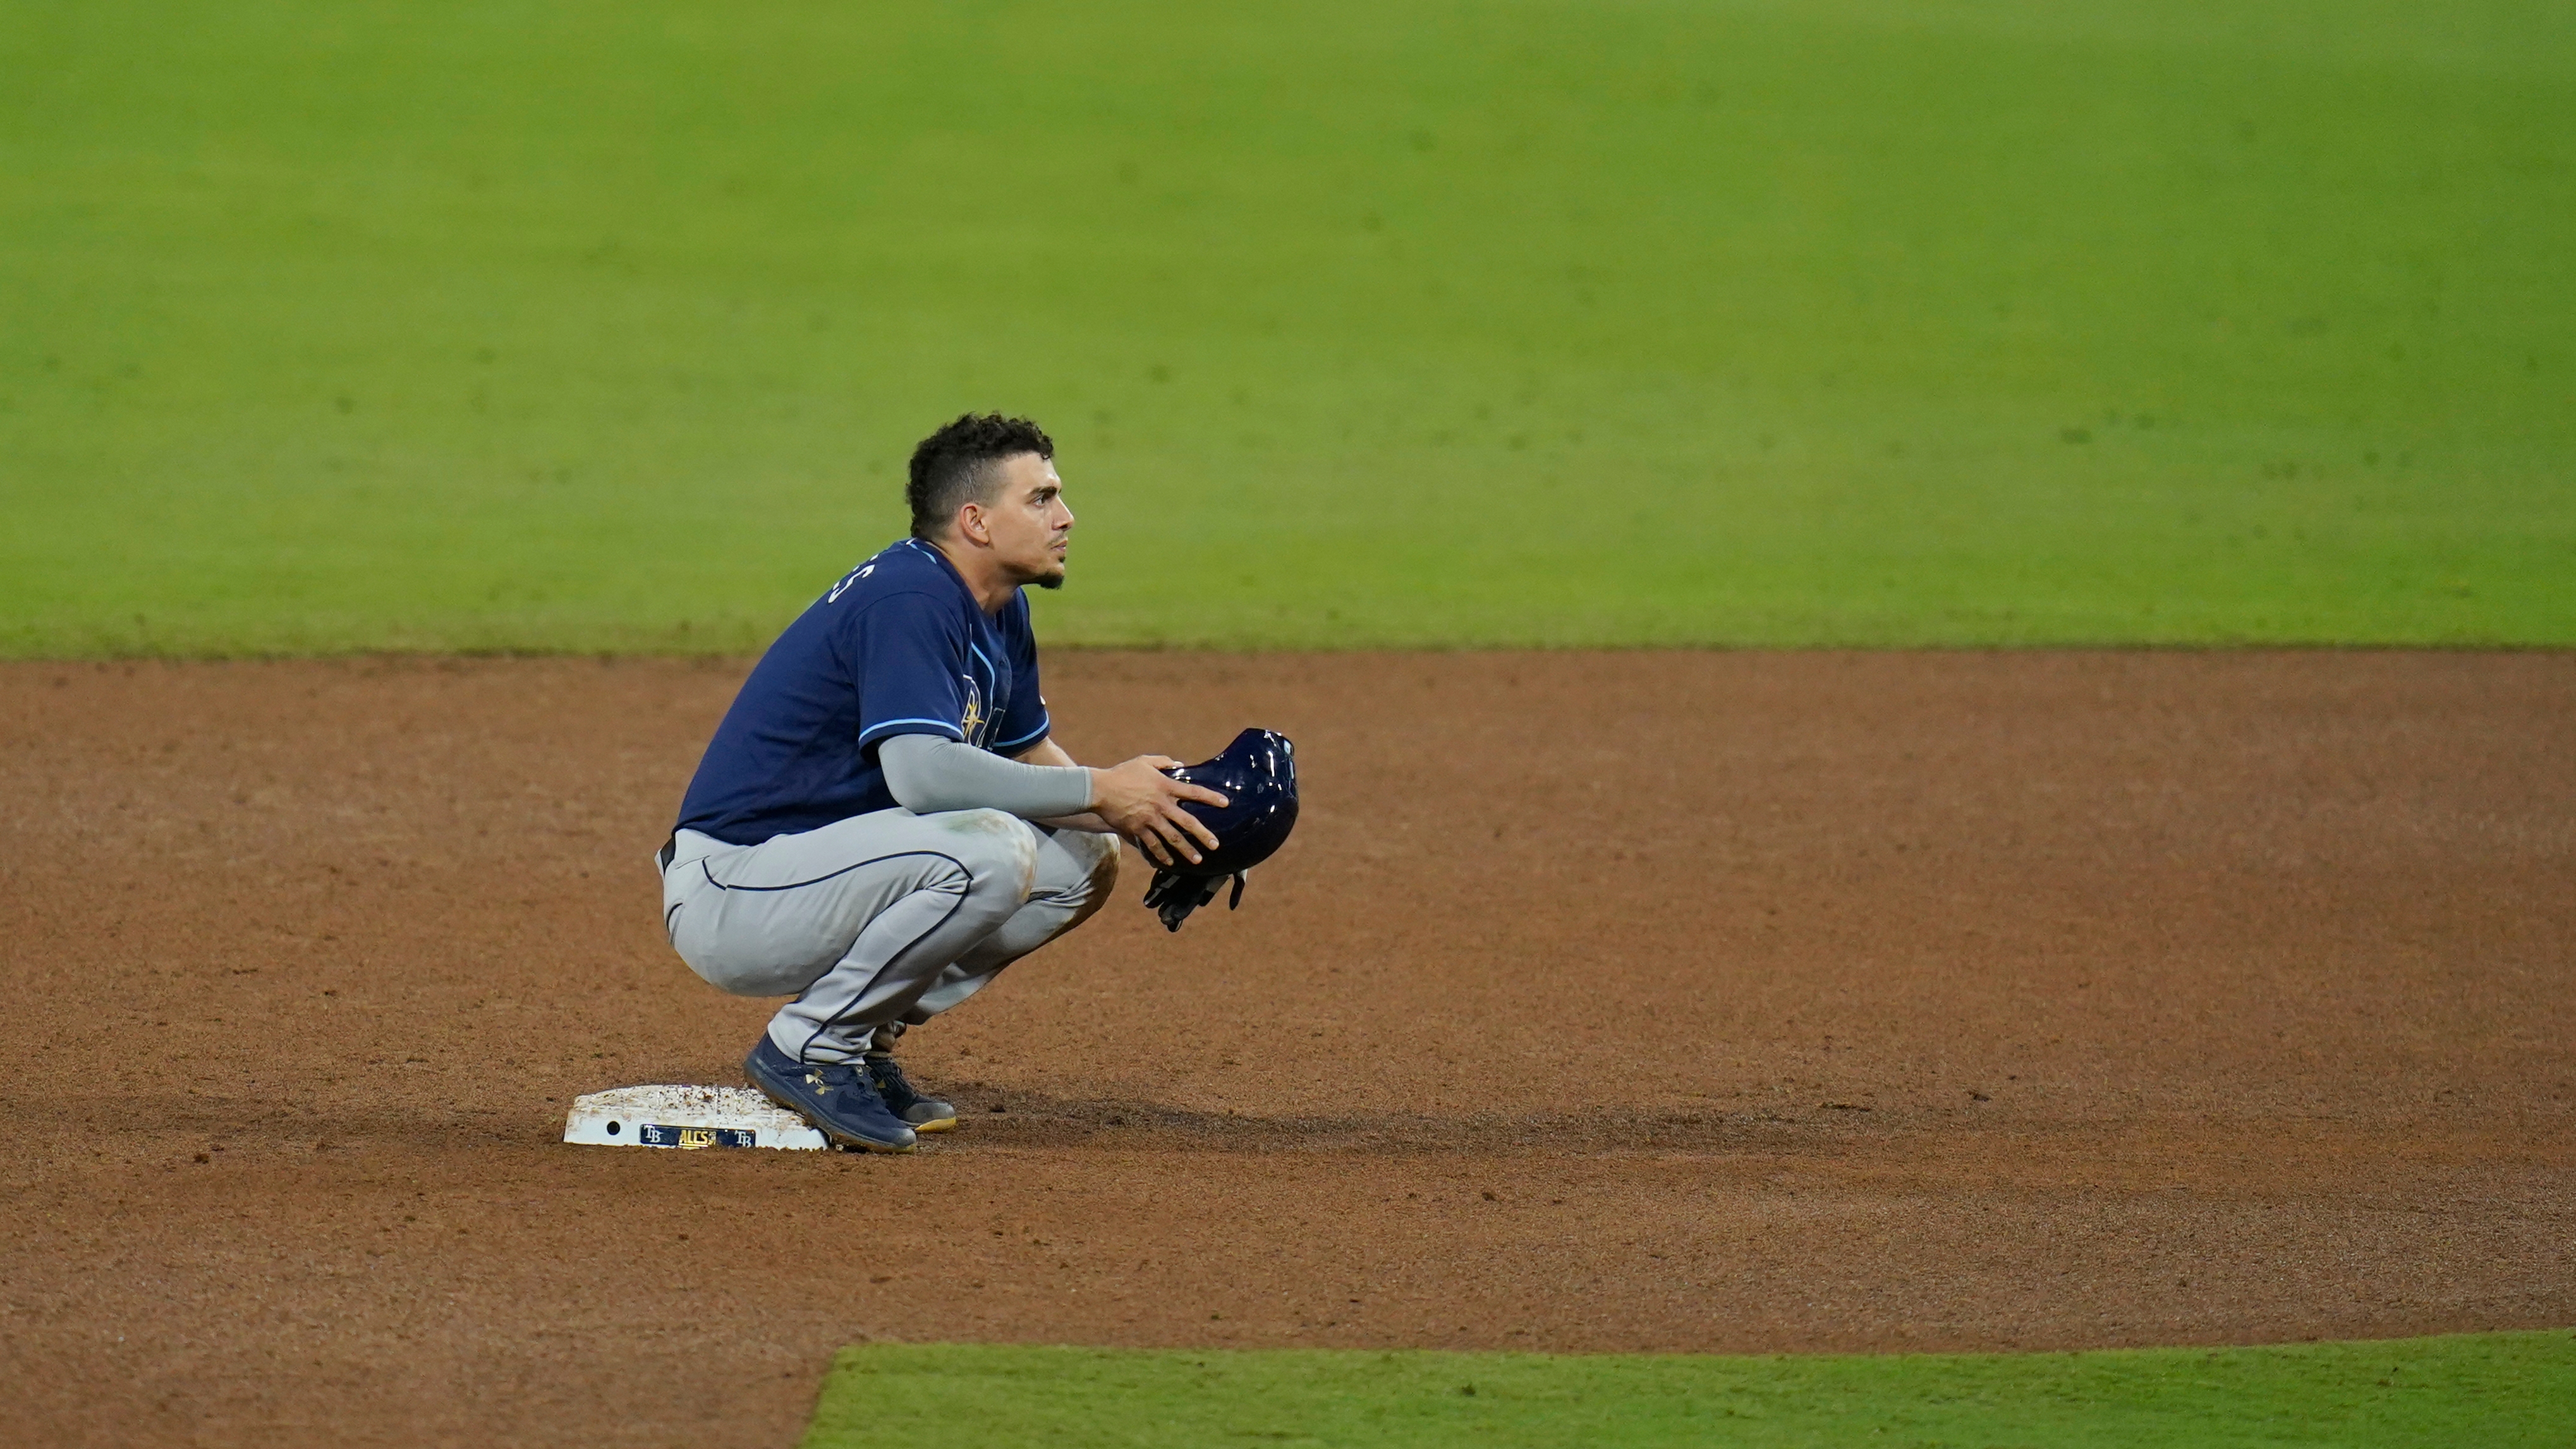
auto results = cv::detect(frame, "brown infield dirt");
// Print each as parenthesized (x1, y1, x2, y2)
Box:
(1, 650, 2572, 1448)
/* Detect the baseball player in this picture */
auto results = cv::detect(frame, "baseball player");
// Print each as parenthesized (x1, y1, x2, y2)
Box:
(657, 413, 1228, 1153)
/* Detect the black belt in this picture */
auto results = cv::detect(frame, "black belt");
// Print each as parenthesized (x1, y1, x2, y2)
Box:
(656, 834, 676, 871)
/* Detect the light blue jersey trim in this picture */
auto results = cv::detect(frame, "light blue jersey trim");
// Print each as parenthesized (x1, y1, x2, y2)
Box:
(992, 715, 1053, 753)
(858, 717, 966, 745)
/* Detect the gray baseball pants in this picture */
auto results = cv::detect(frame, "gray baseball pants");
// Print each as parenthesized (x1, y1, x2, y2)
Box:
(660, 808, 1121, 1064)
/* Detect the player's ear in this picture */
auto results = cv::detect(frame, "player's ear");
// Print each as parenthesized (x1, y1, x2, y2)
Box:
(957, 502, 989, 545)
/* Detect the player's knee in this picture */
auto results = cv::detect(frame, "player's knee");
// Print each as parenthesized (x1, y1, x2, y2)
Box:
(1055, 828, 1121, 928)
(1067, 828, 1120, 897)
(940, 808, 1042, 899)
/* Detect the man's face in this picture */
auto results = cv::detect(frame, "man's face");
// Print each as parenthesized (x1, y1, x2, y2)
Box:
(973, 452, 1075, 589)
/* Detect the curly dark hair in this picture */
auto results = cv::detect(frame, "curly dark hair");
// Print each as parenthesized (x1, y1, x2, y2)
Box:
(906, 413, 1055, 540)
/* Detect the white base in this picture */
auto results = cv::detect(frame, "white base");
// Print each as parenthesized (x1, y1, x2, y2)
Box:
(563, 1084, 827, 1151)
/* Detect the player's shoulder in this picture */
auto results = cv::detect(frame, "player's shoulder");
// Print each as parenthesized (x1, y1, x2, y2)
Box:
(820, 538, 966, 613)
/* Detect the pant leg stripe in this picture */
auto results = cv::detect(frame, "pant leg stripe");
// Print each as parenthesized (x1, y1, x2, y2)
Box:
(786, 862, 975, 1062)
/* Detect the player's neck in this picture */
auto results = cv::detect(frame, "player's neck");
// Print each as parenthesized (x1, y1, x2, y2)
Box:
(926, 537, 1015, 615)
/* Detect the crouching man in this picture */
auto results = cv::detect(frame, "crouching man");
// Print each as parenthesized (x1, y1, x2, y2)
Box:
(657, 414, 1225, 1153)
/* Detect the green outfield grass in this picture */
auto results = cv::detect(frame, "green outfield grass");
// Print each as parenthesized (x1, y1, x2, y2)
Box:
(805, 1333, 2576, 1448)
(4, 1, 2570, 655)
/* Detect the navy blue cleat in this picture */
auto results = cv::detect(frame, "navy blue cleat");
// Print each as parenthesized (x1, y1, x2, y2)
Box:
(865, 1052, 959, 1133)
(744, 1036, 917, 1154)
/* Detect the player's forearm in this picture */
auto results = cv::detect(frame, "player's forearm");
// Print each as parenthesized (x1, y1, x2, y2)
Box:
(1011, 738, 1117, 831)
(1012, 737, 1079, 770)
(878, 732, 1093, 819)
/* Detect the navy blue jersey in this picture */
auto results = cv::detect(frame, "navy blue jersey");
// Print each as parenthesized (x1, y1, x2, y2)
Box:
(674, 538, 1051, 845)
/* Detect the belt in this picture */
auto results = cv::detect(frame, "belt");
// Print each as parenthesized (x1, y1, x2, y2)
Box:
(656, 834, 676, 871)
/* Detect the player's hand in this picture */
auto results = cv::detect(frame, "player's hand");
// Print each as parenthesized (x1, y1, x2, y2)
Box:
(1088, 756, 1229, 867)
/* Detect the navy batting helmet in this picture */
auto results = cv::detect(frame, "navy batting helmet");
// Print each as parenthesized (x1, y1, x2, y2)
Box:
(1141, 727, 1298, 930)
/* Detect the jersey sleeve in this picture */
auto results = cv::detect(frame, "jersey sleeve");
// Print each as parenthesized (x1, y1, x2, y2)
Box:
(844, 592, 971, 756)
(988, 590, 1052, 755)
